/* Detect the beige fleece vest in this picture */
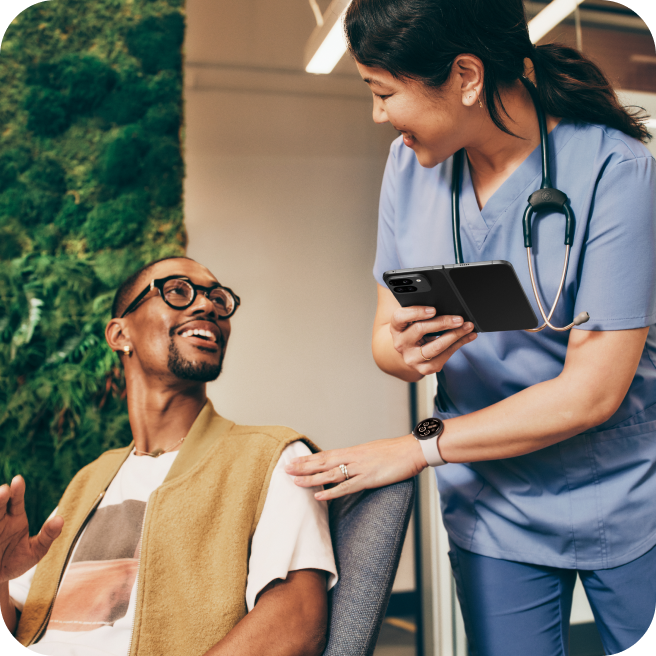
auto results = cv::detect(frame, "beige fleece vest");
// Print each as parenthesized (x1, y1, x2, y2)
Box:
(16, 400, 318, 655)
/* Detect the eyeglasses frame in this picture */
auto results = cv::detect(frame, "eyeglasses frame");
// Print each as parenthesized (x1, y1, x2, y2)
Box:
(120, 275, 241, 319)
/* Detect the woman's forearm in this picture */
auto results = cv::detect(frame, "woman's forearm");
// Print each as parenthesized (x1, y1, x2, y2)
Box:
(439, 327, 648, 463)
(439, 372, 613, 463)
(373, 323, 609, 459)
(372, 323, 424, 382)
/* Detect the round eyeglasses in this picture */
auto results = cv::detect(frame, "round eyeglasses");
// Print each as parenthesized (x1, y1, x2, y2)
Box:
(121, 275, 241, 319)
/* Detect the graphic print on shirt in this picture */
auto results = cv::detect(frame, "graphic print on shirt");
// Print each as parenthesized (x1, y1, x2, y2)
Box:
(47, 500, 146, 632)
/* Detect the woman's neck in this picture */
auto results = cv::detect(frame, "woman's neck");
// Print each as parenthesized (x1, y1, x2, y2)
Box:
(464, 81, 559, 210)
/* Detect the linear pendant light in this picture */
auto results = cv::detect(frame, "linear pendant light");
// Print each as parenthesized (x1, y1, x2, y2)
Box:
(304, 0, 352, 74)
(304, 0, 588, 75)
(528, 0, 585, 43)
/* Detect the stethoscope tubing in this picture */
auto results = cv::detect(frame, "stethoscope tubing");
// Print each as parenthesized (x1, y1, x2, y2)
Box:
(451, 149, 465, 265)
(526, 245, 573, 332)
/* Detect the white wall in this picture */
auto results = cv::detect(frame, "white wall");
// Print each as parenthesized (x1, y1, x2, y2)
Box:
(182, 1, 415, 594)
(618, 89, 656, 157)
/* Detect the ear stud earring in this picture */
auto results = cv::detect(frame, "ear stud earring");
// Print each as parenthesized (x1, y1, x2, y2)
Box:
(122, 345, 132, 357)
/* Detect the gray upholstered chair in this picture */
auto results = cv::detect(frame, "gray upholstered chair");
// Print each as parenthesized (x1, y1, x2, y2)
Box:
(322, 478, 416, 656)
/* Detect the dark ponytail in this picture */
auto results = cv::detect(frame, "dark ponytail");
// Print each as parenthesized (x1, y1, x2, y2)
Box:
(531, 44, 648, 141)
(345, 0, 650, 143)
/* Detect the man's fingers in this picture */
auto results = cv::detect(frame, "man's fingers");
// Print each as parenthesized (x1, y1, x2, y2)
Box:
(43, 515, 65, 539)
(0, 484, 10, 522)
(31, 515, 64, 561)
(7, 476, 26, 517)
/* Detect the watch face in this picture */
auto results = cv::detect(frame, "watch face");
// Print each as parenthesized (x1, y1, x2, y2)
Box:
(414, 418, 443, 440)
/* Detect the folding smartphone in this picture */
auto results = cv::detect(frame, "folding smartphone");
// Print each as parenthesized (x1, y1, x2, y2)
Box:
(383, 261, 538, 333)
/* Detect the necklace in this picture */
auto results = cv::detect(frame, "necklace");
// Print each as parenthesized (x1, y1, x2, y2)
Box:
(134, 436, 185, 458)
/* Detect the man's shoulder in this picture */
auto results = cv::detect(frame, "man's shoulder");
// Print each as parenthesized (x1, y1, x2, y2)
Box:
(227, 422, 320, 455)
(197, 402, 320, 455)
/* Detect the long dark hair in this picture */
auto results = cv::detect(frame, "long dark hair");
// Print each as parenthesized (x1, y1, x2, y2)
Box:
(345, 0, 650, 142)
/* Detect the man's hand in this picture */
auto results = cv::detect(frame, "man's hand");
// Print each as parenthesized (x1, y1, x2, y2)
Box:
(0, 476, 63, 585)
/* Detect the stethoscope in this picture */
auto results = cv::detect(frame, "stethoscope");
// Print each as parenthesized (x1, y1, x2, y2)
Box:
(450, 77, 589, 332)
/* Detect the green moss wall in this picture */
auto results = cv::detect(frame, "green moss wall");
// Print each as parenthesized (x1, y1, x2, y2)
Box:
(0, 0, 186, 528)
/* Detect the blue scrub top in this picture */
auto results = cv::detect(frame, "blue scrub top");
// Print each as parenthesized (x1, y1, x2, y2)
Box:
(374, 121, 656, 569)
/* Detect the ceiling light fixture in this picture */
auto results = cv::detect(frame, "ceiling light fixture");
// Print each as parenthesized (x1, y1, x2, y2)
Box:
(528, 0, 585, 43)
(304, 0, 352, 74)
(304, 0, 590, 75)
(308, 0, 324, 27)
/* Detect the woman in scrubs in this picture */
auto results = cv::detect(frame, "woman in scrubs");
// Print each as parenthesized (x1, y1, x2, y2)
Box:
(287, 1, 656, 654)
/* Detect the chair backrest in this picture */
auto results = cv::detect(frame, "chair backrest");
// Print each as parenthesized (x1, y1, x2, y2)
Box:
(322, 478, 416, 656)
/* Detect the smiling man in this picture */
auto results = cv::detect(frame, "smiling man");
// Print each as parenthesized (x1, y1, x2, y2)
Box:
(0, 256, 336, 656)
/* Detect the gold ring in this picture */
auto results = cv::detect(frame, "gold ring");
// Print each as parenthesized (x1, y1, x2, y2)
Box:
(339, 464, 349, 481)
(419, 344, 433, 361)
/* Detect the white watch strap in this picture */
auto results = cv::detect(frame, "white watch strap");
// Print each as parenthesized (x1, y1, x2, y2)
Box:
(416, 434, 446, 467)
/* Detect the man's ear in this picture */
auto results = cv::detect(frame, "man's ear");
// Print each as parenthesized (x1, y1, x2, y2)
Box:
(453, 54, 485, 107)
(106, 318, 131, 354)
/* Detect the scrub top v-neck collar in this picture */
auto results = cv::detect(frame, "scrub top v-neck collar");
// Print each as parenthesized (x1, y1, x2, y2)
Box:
(458, 119, 572, 252)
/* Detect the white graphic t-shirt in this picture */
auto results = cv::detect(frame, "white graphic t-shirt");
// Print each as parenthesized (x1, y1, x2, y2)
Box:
(10, 442, 337, 656)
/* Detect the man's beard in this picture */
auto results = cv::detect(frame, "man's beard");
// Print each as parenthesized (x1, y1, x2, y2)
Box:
(167, 336, 224, 382)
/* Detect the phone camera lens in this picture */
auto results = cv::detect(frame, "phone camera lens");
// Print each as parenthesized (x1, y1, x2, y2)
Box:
(394, 285, 418, 293)
(391, 278, 412, 286)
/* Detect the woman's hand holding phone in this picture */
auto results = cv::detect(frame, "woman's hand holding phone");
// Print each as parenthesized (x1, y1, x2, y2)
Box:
(372, 284, 476, 382)
(390, 305, 477, 375)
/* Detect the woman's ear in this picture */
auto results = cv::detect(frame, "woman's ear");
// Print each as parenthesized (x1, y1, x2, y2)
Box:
(453, 54, 485, 107)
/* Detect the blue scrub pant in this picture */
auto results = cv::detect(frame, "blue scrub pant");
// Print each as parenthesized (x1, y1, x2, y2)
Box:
(449, 541, 656, 656)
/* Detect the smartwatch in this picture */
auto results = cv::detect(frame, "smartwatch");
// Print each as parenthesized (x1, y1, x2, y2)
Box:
(412, 418, 447, 467)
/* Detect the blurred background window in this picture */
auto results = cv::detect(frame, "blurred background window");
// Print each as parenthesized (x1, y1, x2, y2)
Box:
(527, 0, 656, 92)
